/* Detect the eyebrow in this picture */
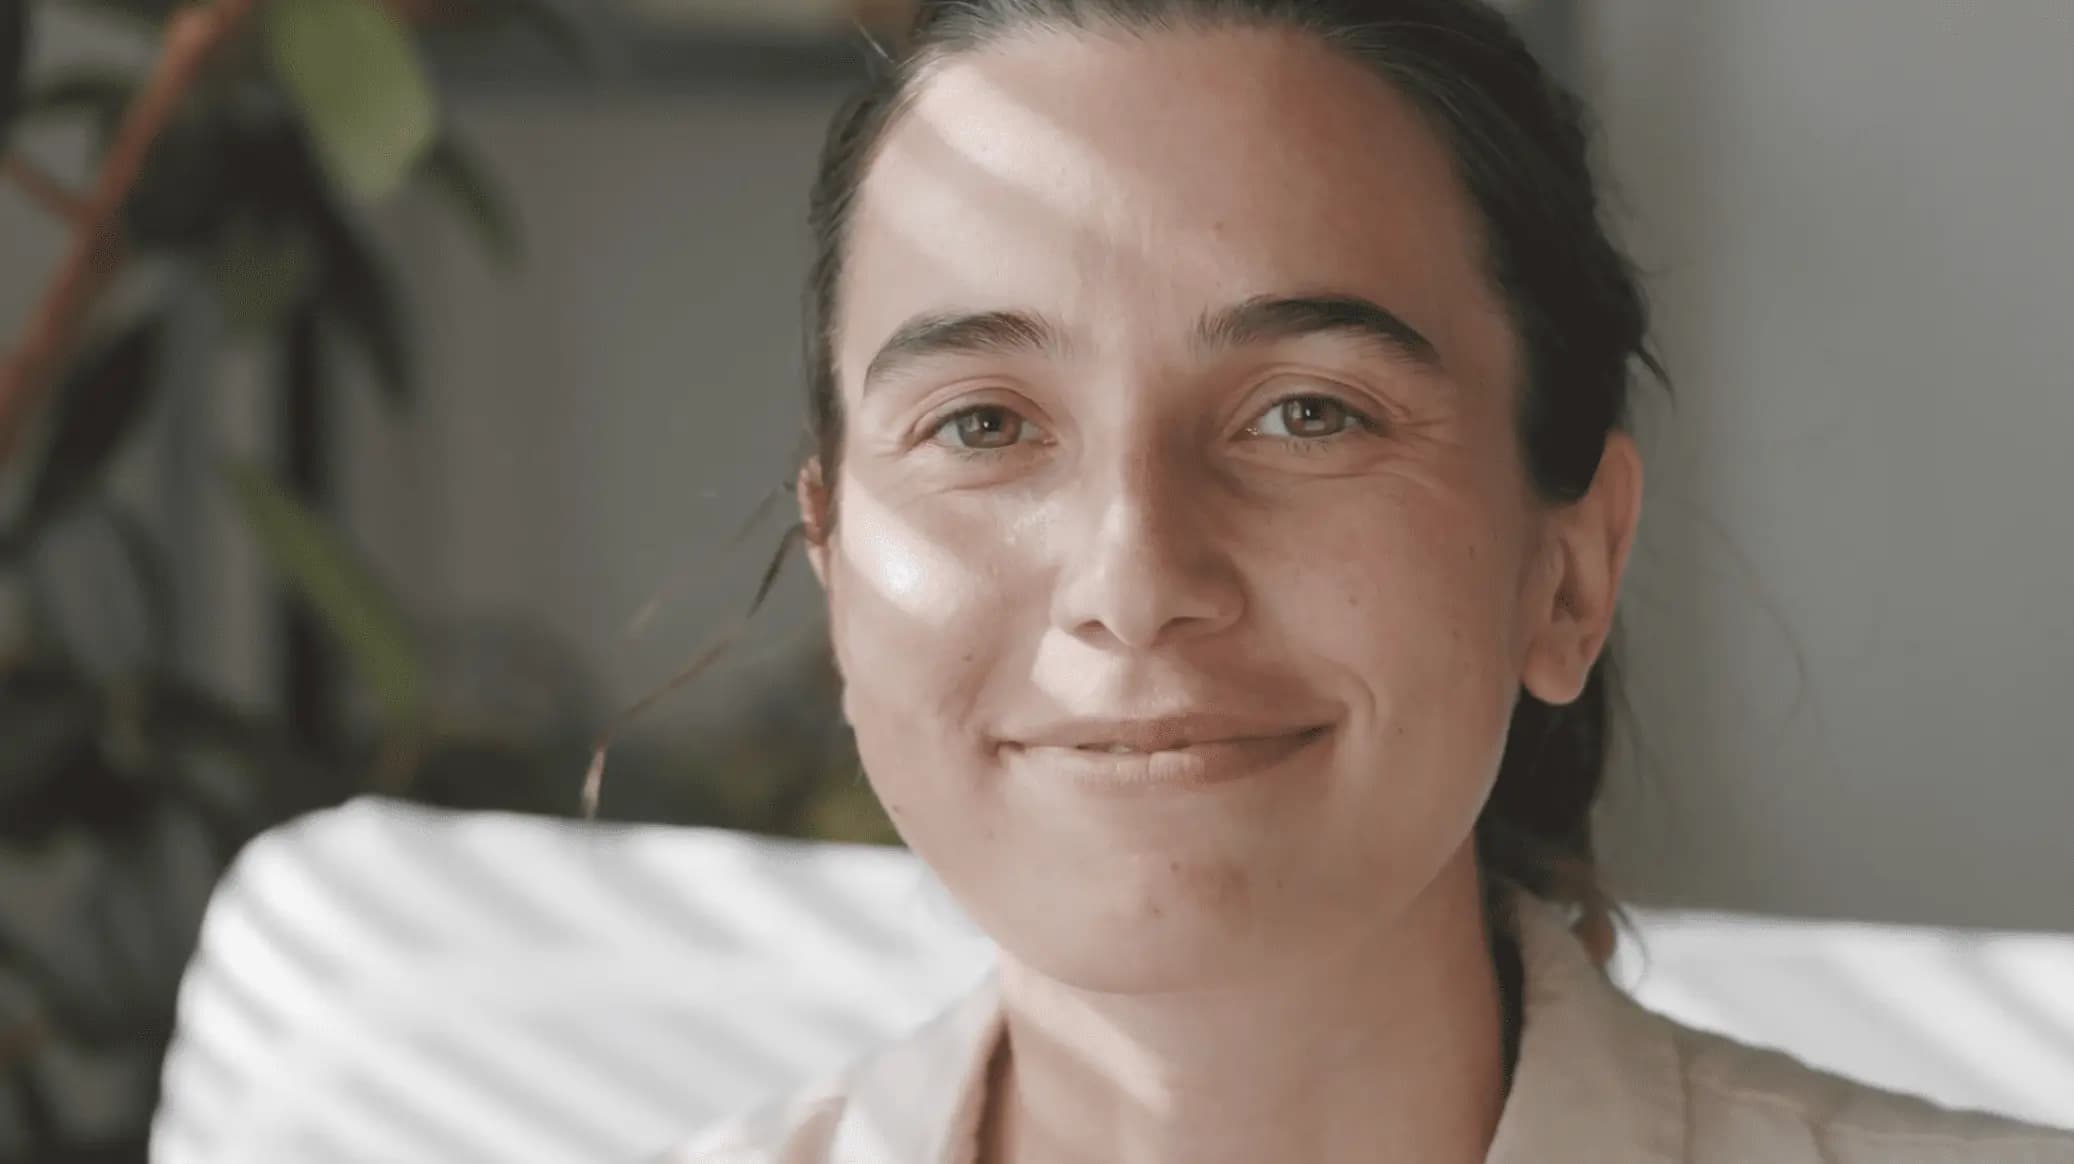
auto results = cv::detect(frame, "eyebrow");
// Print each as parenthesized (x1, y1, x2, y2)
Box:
(860, 293, 1438, 392)
(1194, 294, 1440, 368)
(863, 309, 1068, 391)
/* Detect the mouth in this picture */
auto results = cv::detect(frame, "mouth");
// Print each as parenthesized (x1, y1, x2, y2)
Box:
(1001, 725, 1331, 792)
(1062, 734, 1302, 753)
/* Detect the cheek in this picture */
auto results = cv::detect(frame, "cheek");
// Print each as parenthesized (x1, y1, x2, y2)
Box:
(1283, 476, 1527, 656)
(1269, 474, 1532, 774)
(822, 479, 1019, 789)
(827, 475, 981, 621)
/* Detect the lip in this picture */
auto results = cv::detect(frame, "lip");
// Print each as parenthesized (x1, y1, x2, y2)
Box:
(1005, 713, 1329, 753)
(999, 722, 1332, 793)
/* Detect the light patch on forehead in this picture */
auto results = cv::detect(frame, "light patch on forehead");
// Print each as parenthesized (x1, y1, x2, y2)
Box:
(843, 25, 1520, 403)
(849, 69, 1250, 380)
(859, 60, 1119, 271)
(901, 55, 1108, 192)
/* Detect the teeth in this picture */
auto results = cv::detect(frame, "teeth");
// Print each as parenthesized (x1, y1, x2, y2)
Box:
(1078, 743, 1188, 754)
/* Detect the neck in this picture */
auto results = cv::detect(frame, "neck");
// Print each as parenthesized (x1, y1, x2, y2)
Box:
(979, 849, 1510, 1164)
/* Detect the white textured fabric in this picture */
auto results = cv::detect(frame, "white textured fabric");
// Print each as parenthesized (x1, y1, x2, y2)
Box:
(153, 799, 2074, 1163)
(150, 799, 995, 1164)
(666, 896, 2074, 1164)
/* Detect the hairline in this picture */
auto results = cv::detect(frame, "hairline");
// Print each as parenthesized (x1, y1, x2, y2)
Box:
(829, 11, 1521, 403)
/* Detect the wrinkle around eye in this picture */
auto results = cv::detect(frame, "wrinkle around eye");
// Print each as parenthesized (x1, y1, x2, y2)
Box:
(1229, 371, 1395, 436)
(849, 376, 1021, 449)
(925, 402, 1051, 453)
(908, 380, 1052, 439)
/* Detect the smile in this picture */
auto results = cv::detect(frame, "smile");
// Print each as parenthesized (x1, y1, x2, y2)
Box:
(1003, 727, 1331, 792)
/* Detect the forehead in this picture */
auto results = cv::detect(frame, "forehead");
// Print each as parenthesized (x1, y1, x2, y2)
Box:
(839, 25, 1514, 391)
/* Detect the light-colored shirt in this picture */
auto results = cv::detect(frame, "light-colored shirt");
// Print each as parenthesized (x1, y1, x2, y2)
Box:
(663, 894, 2074, 1163)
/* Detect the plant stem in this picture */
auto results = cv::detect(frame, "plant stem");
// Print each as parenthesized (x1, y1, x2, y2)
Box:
(1, 154, 92, 225)
(0, 0, 264, 467)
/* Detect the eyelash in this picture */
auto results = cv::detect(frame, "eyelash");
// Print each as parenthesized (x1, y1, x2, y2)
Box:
(922, 393, 1384, 459)
(1250, 394, 1384, 452)
(927, 405, 1042, 461)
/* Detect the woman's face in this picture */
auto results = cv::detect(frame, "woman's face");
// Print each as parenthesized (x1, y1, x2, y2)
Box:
(808, 26, 1626, 990)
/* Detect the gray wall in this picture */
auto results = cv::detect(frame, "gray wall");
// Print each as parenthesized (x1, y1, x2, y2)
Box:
(345, 90, 847, 733)
(1583, 0, 2074, 929)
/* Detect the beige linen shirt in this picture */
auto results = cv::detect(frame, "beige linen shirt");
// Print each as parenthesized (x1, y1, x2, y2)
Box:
(664, 895, 2074, 1163)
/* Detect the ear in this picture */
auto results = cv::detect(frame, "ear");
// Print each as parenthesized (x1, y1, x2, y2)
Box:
(798, 458, 833, 589)
(1520, 431, 1644, 706)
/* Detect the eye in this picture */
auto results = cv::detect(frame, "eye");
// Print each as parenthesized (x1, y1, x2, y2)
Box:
(1247, 394, 1375, 441)
(928, 404, 1038, 452)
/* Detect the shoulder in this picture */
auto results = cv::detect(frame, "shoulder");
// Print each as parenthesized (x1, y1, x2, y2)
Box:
(1666, 1018, 2074, 1163)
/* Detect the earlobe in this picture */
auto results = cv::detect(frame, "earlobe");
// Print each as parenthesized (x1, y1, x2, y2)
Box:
(1521, 576, 1589, 708)
(798, 460, 832, 588)
(1521, 432, 1644, 707)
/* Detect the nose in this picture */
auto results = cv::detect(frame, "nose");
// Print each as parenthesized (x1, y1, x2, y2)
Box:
(1048, 445, 1245, 651)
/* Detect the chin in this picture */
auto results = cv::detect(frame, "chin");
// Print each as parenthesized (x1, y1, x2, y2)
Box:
(979, 866, 1294, 994)
(1009, 918, 1259, 994)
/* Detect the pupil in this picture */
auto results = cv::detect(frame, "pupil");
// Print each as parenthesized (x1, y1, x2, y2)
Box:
(1284, 397, 1341, 436)
(960, 409, 1015, 447)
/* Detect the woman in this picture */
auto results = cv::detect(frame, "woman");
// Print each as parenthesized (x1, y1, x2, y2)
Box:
(667, 2, 2074, 1161)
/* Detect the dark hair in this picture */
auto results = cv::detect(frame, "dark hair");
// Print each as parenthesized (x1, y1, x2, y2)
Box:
(797, 0, 1662, 948)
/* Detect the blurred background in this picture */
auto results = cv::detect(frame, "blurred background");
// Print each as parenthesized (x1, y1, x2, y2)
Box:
(0, 0, 2068, 1158)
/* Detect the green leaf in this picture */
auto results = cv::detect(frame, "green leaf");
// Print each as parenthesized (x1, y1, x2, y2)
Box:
(264, 0, 439, 202)
(418, 131, 521, 269)
(126, 111, 236, 248)
(223, 117, 418, 405)
(219, 459, 425, 725)
(97, 502, 178, 668)
(143, 675, 354, 838)
(210, 216, 320, 334)
(0, 665, 101, 824)
(1, 0, 27, 145)
(316, 211, 414, 405)
(5, 315, 167, 554)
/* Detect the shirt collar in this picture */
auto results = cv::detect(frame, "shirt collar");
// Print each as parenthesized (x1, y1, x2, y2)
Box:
(826, 967, 1004, 1164)
(1486, 894, 1686, 1164)
(830, 892, 1686, 1164)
